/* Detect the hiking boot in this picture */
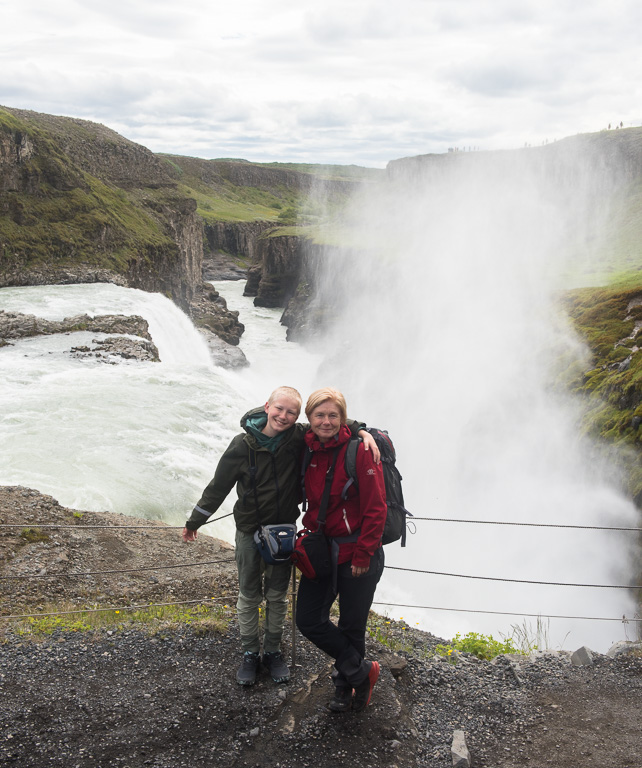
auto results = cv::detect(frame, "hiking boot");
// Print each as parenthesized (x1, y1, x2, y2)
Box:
(328, 686, 353, 713)
(262, 651, 290, 683)
(236, 652, 260, 686)
(352, 661, 380, 711)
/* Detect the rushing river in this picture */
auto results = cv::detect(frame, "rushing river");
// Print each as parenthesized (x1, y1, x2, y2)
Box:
(0, 280, 321, 544)
(0, 278, 638, 651)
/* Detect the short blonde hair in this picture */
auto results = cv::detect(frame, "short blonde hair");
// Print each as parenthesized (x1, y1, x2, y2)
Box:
(305, 387, 347, 424)
(268, 386, 302, 413)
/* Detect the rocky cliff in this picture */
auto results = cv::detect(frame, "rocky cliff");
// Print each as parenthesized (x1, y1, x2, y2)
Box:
(0, 107, 202, 311)
(204, 221, 307, 309)
(0, 107, 246, 358)
(0, 108, 379, 350)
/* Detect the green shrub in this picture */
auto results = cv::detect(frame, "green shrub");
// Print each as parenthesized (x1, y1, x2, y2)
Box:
(452, 631, 519, 659)
(435, 631, 520, 662)
(19, 527, 50, 544)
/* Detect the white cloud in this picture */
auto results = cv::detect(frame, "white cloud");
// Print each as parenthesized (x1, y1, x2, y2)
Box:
(1, 0, 641, 166)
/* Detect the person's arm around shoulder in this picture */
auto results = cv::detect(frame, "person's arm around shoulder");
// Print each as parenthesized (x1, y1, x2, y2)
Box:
(346, 420, 380, 463)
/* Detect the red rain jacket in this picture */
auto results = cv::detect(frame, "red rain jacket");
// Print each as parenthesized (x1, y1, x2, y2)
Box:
(301, 424, 386, 569)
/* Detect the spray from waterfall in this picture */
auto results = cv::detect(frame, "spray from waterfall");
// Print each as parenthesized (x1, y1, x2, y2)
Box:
(306, 145, 640, 651)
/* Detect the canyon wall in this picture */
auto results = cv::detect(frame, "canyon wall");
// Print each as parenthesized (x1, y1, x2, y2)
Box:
(0, 107, 202, 311)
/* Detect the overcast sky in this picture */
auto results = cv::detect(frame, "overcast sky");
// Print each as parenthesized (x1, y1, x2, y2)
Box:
(1, 0, 640, 167)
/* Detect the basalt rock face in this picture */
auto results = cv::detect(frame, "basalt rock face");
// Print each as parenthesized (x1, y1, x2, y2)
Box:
(205, 221, 304, 309)
(126, 194, 203, 310)
(0, 107, 203, 310)
(280, 242, 339, 342)
(190, 285, 245, 347)
(249, 234, 303, 308)
(208, 226, 326, 338)
(204, 221, 274, 263)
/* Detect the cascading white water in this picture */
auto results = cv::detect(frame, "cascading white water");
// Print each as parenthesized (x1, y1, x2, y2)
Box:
(2, 233, 638, 650)
(307, 154, 640, 652)
(0, 282, 320, 545)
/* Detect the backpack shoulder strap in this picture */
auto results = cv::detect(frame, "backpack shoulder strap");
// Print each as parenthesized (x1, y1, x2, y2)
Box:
(341, 437, 361, 500)
(300, 447, 314, 512)
(248, 446, 261, 518)
(317, 447, 341, 530)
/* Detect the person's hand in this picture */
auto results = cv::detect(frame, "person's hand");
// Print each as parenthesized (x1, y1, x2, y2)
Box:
(351, 564, 369, 577)
(182, 527, 197, 542)
(360, 431, 381, 464)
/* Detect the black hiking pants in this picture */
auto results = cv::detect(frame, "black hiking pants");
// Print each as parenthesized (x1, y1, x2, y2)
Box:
(296, 547, 384, 688)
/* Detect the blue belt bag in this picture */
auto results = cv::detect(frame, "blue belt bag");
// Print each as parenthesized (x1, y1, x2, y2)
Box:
(253, 524, 297, 565)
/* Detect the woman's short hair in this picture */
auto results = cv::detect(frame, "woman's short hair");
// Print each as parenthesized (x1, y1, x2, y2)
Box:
(305, 387, 347, 424)
(268, 386, 302, 413)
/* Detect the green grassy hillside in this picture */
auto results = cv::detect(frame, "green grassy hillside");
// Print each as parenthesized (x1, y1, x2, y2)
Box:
(0, 108, 180, 275)
(159, 154, 380, 229)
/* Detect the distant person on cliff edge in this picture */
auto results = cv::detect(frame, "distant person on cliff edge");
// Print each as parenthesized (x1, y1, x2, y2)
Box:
(182, 385, 378, 687)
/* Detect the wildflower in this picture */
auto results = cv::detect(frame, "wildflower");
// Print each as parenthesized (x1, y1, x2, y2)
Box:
(115, 610, 120, 615)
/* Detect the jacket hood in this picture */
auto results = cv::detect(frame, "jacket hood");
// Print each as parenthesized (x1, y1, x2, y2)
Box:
(240, 406, 267, 433)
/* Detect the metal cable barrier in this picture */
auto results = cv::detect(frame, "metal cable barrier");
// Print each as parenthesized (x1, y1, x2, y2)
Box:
(1, 513, 640, 625)
(1, 513, 638, 531)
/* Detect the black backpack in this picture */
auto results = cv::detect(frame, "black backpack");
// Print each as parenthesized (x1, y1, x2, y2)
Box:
(301, 427, 412, 546)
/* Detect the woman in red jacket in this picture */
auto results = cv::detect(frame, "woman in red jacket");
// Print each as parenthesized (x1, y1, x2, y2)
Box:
(295, 387, 387, 712)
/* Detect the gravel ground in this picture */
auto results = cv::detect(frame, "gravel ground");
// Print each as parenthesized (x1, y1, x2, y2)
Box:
(1, 486, 641, 768)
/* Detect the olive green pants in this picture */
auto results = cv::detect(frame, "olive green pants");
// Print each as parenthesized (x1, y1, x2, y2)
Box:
(235, 530, 292, 654)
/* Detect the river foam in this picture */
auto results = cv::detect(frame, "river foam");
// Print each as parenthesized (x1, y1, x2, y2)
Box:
(0, 281, 318, 543)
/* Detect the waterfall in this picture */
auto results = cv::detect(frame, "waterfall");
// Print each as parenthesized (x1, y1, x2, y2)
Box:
(1, 252, 638, 650)
(0, 281, 321, 544)
(306, 154, 640, 652)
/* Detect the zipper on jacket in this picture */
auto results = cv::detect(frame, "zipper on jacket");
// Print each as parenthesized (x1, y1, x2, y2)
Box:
(342, 508, 352, 534)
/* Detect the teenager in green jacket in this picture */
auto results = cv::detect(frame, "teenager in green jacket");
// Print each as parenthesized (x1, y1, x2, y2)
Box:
(182, 386, 377, 686)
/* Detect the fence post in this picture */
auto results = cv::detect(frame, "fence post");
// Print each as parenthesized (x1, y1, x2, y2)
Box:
(291, 565, 297, 666)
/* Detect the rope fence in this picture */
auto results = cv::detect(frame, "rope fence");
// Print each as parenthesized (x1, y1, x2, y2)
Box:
(411, 516, 642, 532)
(385, 565, 642, 589)
(1, 511, 640, 629)
(0, 557, 236, 581)
(1, 513, 638, 531)
(1, 593, 639, 625)
(0, 596, 237, 622)
(371, 602, 642, 623)
(0, 511, 234, 530)
(1, 557, 637, 590)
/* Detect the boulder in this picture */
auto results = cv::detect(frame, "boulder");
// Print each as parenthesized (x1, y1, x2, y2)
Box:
(571, 646, 594, 666)
(606, 641, 642, 658)
(451, 730, 471, 768)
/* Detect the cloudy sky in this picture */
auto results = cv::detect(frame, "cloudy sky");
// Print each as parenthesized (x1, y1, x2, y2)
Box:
(1, 0, 640, 167)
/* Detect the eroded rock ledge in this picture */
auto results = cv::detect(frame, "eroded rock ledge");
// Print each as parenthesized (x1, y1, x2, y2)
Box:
(0, 310, 153, 343)
(0, 310, 160, 362)
(190, 285, 248, 369)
